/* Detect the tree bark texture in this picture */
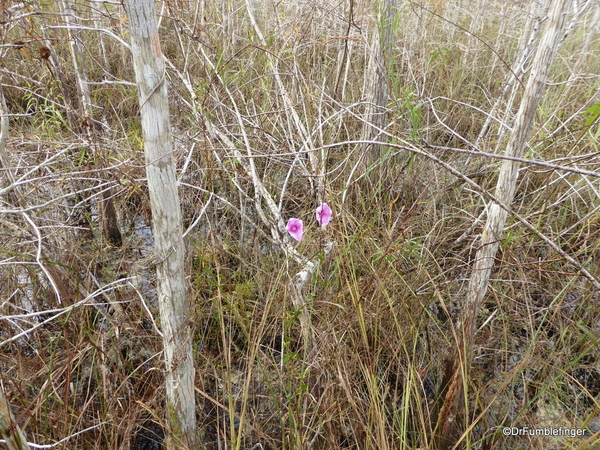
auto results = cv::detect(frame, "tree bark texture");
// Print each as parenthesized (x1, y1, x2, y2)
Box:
(361, 0, 395, 166)
(123, 0, 196, 447)
(435, 0, 572, 448)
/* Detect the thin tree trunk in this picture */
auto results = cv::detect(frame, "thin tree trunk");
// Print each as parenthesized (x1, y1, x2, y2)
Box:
(0, 82, 13, 202)
(361, 0, 395, 167)
(60, 0, 93, 121)
(333, 0, 355, 102)
(123, 0, 196, 448)
(475, 0, 545, 148)
(60, 0, 123, 247)
(434, 1, 572, 448)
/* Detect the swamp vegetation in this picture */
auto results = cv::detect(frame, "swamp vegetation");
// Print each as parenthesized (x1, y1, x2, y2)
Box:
(0, 0, 599, 449)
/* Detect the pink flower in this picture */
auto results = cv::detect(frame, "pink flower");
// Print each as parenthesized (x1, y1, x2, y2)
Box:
(316, 203, 332, 227)
(286, 218, 304, 241)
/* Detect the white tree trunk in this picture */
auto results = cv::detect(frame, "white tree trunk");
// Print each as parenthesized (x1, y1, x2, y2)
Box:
(361, 0, 395, 166)
(462, 0, 572, 350)
(122, 0, 196, 447)
(60, 0, 123, 247)
(435, 0, 573, 448)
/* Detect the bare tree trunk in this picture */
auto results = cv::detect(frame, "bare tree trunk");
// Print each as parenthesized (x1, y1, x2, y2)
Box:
(123, 1, 196, 448)
(333, 0, 356, 102)
(0, 82, 13, 202)
(60, 0, 123, 247)
(475, 0, 546, 148)
(361, 0, 395, 167)
(434, 1, 572, 448)
(60, 0, 93, 121)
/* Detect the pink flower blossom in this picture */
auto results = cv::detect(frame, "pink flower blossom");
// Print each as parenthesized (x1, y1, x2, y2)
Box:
(286, 218, 304, 241)
(316, 203, 332, 227)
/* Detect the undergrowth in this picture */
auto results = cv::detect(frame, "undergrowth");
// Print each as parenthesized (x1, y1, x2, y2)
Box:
(0, 1, 599, 449)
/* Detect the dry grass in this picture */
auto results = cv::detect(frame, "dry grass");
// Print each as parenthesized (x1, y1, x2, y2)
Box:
(1, 0, 599, 449)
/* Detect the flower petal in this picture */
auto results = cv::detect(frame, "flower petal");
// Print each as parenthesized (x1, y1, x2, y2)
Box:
(286, 218, 304, 241)
(316, 203, 333, 227)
